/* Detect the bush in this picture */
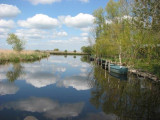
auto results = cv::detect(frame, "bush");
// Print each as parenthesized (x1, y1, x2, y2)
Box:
(81, 46, 92, 54)
(54, 48, 59, 51)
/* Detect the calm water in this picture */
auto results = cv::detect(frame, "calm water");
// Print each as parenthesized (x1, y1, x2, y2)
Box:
(0, 55, 160, 120)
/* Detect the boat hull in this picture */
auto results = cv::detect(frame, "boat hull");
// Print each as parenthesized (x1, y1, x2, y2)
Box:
(110, 65, 128, 75)
(110, 72, 127, 80)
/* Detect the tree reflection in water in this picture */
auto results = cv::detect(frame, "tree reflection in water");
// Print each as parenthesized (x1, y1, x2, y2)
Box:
(6, 63, 24, 82)
(90, 66, 160, 120)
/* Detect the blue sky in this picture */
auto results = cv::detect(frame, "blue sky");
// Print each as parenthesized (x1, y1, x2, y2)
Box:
(0, 0, 108, 51)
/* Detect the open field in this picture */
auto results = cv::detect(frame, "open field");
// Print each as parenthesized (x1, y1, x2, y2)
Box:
(0, 49, 50, 64)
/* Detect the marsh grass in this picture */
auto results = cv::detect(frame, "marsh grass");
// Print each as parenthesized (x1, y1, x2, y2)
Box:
(0, 49, 49, 64)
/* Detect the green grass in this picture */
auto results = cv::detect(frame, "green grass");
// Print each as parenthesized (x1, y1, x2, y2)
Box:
(0, 51, 49, 64)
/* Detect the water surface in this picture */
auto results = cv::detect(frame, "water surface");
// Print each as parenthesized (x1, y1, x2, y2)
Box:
(0, 55, 159, 120)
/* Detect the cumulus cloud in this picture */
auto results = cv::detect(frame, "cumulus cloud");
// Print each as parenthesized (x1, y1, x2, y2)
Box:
(81, 32, 88, 36)
(18, 14, 59, 29)
(79, 0, 89, 3)
(0, 82, 19, 95)
(59, 13, 94, 30)
(0, 19, 15, 29)
(49, 36, 88, 47)
(25, 72, 57, 88)
(56, 67, 66, 72)
(0, 97, 84, 120)
(28, 0, 61, 5)
(16, 29, 47, 40)
(53, 31, 68, 38)
(57, 75, 93, 90)
(106, 20, 112, 24)
(0, 19, 15, 38)
(0, 4, 21, 18)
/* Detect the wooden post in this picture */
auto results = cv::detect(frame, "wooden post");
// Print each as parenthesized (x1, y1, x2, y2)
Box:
(108, 61, 110, 72)
(101, 59, 102, 67)
(105, 60, 107, 70)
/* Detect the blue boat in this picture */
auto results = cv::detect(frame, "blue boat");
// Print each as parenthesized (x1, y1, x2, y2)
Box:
(110, 65, 128, 75)
(109, 71, 127, 80)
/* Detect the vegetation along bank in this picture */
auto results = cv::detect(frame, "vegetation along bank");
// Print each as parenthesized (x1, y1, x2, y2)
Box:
(84, 0, 160, 79)
(0, 50, 50, 64)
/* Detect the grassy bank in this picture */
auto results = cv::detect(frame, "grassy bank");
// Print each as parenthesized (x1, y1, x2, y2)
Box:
(95, 56, 160, 79)
(0, 50, 50, 64)
(49, 51, 89, 55)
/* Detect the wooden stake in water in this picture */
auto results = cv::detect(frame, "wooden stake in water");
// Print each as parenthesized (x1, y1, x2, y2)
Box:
(108, 61, 110, 72)
(105, 60, 107, 70)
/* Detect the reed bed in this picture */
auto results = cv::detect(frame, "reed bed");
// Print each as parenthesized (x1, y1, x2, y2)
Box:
(0, 49, 50, 64)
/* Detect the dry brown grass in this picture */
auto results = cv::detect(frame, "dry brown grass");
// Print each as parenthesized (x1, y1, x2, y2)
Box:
(0, 49, 35, 55)
(0, 49, 49, 63)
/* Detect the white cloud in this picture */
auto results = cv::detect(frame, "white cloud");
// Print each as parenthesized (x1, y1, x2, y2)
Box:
(16, 29, 47, 40)
(0, 4, 21, 18)
(81, 32, 88, 36)
(0, 19, 15, 39)
(57, 75, 93, 90)
(0, 19, 15, 29)
(24, 69, 58, 88)
(56, 67, 66, 72)
(1, 97, 84, 120)
(18, 14, 59, 29)
(53, 31, 68, 38)
(106, 20, 112, 24)
(59, 13, 94, 30)
(50, 36, 88, 45)
(28, 0, 61, 5)
(79, 0, 89, 3)
(0, 82, 19, 96)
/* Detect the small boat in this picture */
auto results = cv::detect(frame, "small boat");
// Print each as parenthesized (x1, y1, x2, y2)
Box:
(109, 71, 127, 80)
(110, 64, 128, 75)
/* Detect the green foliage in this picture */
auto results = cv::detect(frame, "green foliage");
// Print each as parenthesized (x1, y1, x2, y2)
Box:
(92, 0, 160, 77)
(73, 50, 76, 53)
(7, 33, 25, 52)
(54, 48, 59, 51)
(81, 46, 92, 54)
(6, 63, 23, 82)
(35, 50, 40, 52)
(105, 0, 120, 20)
(64, 50, 67, 52)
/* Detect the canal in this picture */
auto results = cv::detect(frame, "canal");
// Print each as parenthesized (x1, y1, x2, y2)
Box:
(0, 55, 160, 120)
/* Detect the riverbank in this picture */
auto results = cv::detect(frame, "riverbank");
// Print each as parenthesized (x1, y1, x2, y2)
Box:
(47, 51, 89, 55)
(91, 56, 160, 82)
(0, 50, 50, 64)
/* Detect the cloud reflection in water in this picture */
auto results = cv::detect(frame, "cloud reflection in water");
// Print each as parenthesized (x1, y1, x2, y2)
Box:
(0, 97, 84, 120)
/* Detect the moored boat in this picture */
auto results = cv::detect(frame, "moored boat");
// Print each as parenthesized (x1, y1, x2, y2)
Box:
(109, 71, 127, 80)
(110, 65, 128, 75)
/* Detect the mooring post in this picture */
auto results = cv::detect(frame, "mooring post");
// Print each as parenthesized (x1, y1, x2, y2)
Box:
(101, 59, 102, 67)
(108, 60, 110, 72)
(105, 60, 107, 70)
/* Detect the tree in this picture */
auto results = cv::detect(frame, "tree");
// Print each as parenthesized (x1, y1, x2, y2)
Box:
(64, 50, 67, 53)
(7, 33, 25, 52)
(81, 46, 92, 54)
(54, 48, 59, 51)
(73, 50, 76, 53)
